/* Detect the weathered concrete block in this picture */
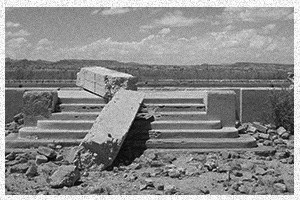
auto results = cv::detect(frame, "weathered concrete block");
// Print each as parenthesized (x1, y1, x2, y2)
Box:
(76, 67, 138, 100)
(50, 165, 80, 188)
(22, 90, 58, 126)
(81, 89, 144, 169)
(206, 90, 237, 127)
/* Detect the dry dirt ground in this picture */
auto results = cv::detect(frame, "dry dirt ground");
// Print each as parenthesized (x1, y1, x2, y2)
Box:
(5, 139, 294, 195)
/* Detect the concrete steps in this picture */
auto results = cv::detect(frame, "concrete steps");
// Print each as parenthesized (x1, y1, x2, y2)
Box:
(144, 134, 257, 149)
(149, 127, 238, 139)
(155, 111, 214, 121)
(37, 120, 94, 130)
(151, 120, 222, 130)
(59, 103, 105, 112)
(19, 127, 88, 139)
(50, 112, 100, 120)
(145, 103, 205, 112)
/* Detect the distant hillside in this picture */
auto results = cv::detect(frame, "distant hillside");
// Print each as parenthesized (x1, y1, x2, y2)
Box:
(5, 58, 294, 81)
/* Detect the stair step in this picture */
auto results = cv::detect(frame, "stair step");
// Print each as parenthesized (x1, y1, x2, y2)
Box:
(145, 103, 205, 112)
(37, 120, 94, 130)
(149, 127, 238, 139)
(144, 134, 257, 149)
(143, 97, 204, 104)
(50, 112, 100, 120)
(6, 133, 81, 148)
(19, 127, 89, 139)
(155, 111, 216, 121)
(151, 120, 221, 129)
(59, 103, 105, 112)
(59, 97, 106, 104)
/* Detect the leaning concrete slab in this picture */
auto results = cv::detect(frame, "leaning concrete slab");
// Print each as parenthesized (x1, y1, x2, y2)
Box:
(80, 89, 144, 169)
(76, 67, 138, 100)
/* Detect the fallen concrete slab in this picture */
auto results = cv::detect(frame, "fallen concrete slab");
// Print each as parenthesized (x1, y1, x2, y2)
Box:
(76, 66, 138, 100)
(80, 89, 144, 169)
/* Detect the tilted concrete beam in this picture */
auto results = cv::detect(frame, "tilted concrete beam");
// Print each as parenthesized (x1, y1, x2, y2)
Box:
(81, 89, 144, 169)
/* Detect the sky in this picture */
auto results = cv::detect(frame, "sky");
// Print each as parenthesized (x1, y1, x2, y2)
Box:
(5, 7, 294, 65)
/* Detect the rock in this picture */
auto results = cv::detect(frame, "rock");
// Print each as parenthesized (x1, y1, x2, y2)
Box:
(127, 174, 138, 182)
(267, 129, 277, 136)
(258, 133, 269, 140)
(238, 185, 248, 194)
(13, 113, 24, 123)
(130, 163, 142, 170)
(277, 127, 287, 136)
(147, 153, 157, 160)
(49, 165, 80, 188)
(157, 184, 164, 191)
(270, 135, 278, 141)
(55, 154, 64, 161)
(204, 159, 217, 171)
(281, 131, 290, 139)
(9, 163, 29, 173)
(47, 143, 56, 149)
(274, 138, 285, 145)
(36, 155, 48, 165)
(200, 188, 210, 194)
(237, 123, 247, 134)
(64, 146, 84, 164)
(233, 170, 243, 177)
(247, 125, 257, 133)
(161, 154, 176, 163)
(25, 163, 38, 177)
(221, 151, 230, 159)
(263, 140, 272, 146)
(252, 133, 259, 140)
(139, 178, 154, 191)
(242, 171, 253, 181)
(254, 149, 276, 157)
(273, 183, 287, 193)
(255, 166, 266, 175)
(252, 122, 268, 133)
(56, 145, 62, 149)
(168, 169, 181, 178)
(275, 151, 290, 159)
(38, 162, 59, 176)
(265, 124, 276, 129)
(217, 163, 232, 173)
(164, 185, 177, 195)
(37, 146, 57, 159)
(5, 152, 16, 161)
(150, 160, 164, 167)
(141, 172, 151, 177)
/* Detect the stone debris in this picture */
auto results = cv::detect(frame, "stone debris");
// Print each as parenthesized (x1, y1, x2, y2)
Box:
(49, 165, 80, 188)
(25, 162, 38, 177)
(35, 155, 48, 165)
(9, 163, 29, 173)
(37, 146, 57, 160)
(277, 127, 287, 136)
(164, 185, 177, 195)
(252, 122, 268, 133)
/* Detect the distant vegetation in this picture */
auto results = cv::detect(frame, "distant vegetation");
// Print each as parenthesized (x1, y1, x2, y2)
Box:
(5, 58, 293, 81)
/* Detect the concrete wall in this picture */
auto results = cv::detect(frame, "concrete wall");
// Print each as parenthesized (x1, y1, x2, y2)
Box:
(5, 87, 59, 123)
